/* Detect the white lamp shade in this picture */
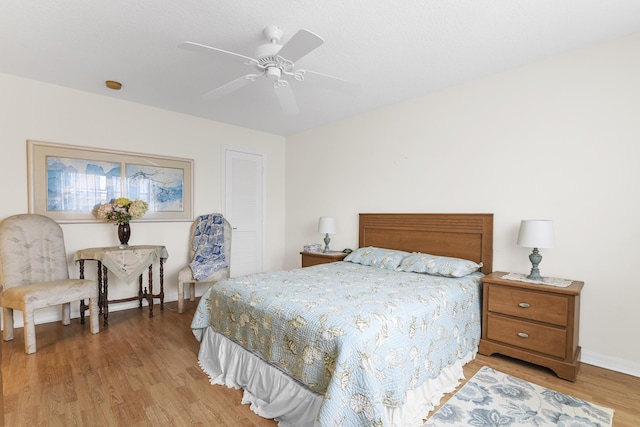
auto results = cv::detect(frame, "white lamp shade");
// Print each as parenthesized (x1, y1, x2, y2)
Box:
(517, 220, 555, 248)
(318, 217, 337, 234)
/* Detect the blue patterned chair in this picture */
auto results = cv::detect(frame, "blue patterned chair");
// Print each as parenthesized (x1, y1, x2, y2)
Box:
(177, 215, 231, 313)
(0, 214, 100, 354)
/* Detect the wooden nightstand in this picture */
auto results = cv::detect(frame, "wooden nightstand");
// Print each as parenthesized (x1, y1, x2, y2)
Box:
(479, 271, 584, 381)
(300, 251, 348, 267)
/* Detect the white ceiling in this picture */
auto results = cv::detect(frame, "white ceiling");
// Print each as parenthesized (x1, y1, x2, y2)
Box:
(2, 1, 640, 136)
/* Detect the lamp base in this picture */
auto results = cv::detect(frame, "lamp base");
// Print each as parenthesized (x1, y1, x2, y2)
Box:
(527, 247, 543, 281)
(323, 233, 331, 253)
(527, 270, 543, 281)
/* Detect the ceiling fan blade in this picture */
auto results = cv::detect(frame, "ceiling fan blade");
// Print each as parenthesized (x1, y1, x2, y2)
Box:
(302, 70, 362, 96)
(179, 41, 257, 65)
(203, 74, 260, 100)
(276, 29, 324, 63)
(274, 83, 299, 115)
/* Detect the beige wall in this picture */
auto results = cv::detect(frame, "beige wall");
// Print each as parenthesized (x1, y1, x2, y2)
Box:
(286, 33, 640, 375)
(0, 73, 286, 323)
(2, 32, 639, 376)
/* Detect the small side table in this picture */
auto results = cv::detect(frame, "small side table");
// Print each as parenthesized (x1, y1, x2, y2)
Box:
(300, 251, 348, 267)
(479, 271, 584, 381)
(75, 245, 168, 326)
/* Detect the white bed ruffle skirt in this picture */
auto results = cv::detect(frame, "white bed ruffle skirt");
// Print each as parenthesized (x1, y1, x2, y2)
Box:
(197, 327, 475, 427)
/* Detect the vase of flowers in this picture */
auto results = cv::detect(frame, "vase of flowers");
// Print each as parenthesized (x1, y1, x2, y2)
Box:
(94, 197, 149, 248)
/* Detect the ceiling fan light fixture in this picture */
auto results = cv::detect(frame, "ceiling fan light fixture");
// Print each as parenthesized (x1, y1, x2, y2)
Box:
(266, 66, 281, 79)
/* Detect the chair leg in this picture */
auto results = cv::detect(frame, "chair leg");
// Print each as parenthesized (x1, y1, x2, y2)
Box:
(61, 302, 71, 326)
(2, 307, 14, 341)
(89, 296, 99, 334)
(177, 279, 185, 314)
(189, 283, 196, 301)
(80, 299, 86, 325)
(23, 309, 37, 354)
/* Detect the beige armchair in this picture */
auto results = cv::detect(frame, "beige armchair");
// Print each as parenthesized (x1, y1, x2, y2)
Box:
(177, 216, 231, 313)
(0, 214, 99, 354)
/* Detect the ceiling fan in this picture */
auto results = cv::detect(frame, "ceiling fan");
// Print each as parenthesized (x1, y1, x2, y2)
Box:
(179, 26, 358, 115)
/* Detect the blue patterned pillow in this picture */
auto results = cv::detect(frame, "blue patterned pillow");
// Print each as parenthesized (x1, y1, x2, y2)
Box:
(397, 253, 482, 277)
(344, 246, 409, 270)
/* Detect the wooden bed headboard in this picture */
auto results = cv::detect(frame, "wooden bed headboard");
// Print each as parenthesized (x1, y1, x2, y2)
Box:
(359, 213, 494, 274)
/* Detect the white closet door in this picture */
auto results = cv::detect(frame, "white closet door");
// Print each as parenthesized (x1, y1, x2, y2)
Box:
(223, 148, 264, 277)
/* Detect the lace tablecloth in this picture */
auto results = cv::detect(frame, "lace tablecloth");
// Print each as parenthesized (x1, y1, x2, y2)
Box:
(74, 245, 169, 284)
(501, 272, 573, 288)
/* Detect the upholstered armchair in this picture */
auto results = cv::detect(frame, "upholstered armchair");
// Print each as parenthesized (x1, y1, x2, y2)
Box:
(0, 214, 99, 354)
(177, 215, 231, 313)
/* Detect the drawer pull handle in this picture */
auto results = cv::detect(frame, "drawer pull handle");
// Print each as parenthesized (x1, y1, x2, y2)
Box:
(517, 332, 529, 338)
(518, 302, 531, 308)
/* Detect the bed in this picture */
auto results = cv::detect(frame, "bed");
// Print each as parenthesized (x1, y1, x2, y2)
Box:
(191, 213, 493, 426)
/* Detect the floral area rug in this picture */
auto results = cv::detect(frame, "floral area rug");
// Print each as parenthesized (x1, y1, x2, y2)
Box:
(424, 366, 614, 427)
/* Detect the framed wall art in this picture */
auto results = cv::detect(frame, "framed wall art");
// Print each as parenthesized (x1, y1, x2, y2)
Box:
(27, 140, 193, 222)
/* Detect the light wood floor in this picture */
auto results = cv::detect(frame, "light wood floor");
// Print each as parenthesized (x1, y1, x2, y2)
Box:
(2, 300, 638, 426)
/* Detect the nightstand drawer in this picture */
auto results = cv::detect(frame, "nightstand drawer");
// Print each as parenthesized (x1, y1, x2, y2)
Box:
(487, 314, 567, 358)
(488, 285, 569, 326)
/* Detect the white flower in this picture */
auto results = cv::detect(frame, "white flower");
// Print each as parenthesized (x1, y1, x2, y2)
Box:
(93, 197, 148, 223)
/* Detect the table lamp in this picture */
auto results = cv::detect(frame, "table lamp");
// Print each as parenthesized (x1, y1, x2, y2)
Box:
(517, 219, 554, 281)
(318, 217, 337, 253)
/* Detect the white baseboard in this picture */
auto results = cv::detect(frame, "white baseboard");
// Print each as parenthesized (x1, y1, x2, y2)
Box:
(581, 349, 640, 378)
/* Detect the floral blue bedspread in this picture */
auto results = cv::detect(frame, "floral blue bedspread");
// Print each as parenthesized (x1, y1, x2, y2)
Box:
(191, 261, 482, 426)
